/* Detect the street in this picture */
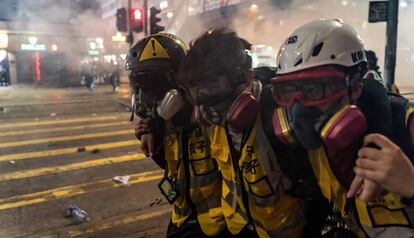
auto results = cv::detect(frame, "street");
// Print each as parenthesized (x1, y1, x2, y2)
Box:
(0, 84, 170, 238)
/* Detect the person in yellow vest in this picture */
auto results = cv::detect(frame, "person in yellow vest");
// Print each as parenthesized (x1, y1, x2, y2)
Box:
(177, 28, 309, 238)
(126, 33, 227, 238)
(271, 19, 414, 237)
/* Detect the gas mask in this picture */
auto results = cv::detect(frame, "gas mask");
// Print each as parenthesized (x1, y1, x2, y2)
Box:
(196, 90, 260, 132)
(273, 102, 368, 187)
(131, 89, 186, 122)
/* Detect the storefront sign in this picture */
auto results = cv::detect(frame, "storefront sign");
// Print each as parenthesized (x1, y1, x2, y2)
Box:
(21, 44, 46, 51)
(88, 49, 100, 55)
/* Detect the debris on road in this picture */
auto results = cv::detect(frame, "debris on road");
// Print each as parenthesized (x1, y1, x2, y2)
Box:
(92, 113, 97, 116)
(113, 176, 131, 186)
(9, 160, 15, 164)
(0, 107, 8, 113)
(50, 113, 57, 117)
(91, 149, 100, 154)
(77, 147, 86, 152)
(65, 205, 90, 223)
(150, 197, 162, 207)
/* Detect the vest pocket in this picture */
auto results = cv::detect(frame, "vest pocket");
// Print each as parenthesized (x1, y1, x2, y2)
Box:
(246, 176, 275, 198)
(367, 204, 411, 228)
(190, 156, 217, 176)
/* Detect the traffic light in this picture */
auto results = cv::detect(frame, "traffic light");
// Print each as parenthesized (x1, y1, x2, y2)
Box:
(116, 7, 127, 32)
(130, 8, 144, 33)
(150, 7, 165, 34)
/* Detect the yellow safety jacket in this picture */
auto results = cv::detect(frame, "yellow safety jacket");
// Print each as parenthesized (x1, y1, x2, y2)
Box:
(307, 106, 414, 238)
(164, 131, 192, 228)
(164, 120, 225, 235)
(210, 117, 305, 238)
(187, 124, 226, 236)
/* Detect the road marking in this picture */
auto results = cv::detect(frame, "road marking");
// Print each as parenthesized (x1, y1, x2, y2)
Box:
(0, 170, 162, 210)
(37, 208, 170, 238)
(0, 153, 146, 182)
(0, 121, 131, 137)
(0, 140, 139, 162)
(0, 129, 134, 149)
(68, 209, 170, 237)
(0, 116, 120, 129)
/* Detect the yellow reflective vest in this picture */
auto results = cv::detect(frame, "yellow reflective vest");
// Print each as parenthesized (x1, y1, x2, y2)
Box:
(187, 124, 226, 236)
(164, 131, 191, 227)
(164, 121, 225, 235)
(210, 116, 306, 238)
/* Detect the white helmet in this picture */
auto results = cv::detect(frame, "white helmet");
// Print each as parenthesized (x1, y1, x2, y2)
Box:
(276, 19, 366, 75)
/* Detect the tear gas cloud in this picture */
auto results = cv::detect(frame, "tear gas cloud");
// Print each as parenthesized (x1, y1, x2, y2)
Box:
(179, 0, 414, 87)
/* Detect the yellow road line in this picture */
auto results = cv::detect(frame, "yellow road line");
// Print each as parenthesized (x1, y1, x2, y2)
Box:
(0, 121, 131, 137)
(68, 209, 170, 237)
(0, 140, 139, 162)
(37, 208, 170, 238)
(0, 153, 146, 182)
(0, 116, 120, 129)
(0, 170, 162, 210)
(0, 129, 134, 149)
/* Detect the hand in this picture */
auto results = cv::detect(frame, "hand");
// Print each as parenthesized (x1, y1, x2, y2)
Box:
(140, 133, 159, 157)
(348, 174, 383, 202)
(134, 118, 152, 140)
(348, 133, 414, 198)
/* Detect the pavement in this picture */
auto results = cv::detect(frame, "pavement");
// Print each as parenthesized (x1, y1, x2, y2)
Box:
(0, 83, 170, 238)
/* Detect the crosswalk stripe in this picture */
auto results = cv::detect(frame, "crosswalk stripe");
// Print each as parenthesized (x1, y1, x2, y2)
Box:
(68, 209, 170, 237)
(0, 129, 134, 149)
(0, 153, 146, 182)
(37, 208, 170, 238)
(0, 140, 139, 162)
(0, 121, 131, 137)
(0, 170, 162, 210)
(0, 116, 120, 129)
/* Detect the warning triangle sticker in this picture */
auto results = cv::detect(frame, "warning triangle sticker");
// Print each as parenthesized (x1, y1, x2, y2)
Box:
(139, 38, 170, 62)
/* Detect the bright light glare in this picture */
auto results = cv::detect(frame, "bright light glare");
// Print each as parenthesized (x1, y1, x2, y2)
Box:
(52, 44, 58, 51)
(28, 36, 38, 45)
(0, 50, 7, 62)
(400, 1, 408, 7)
(167, 12, 173, 18)
(160, 1, 168, 10)
(342, 0, 348, 6)
(89, 42, 97, 50)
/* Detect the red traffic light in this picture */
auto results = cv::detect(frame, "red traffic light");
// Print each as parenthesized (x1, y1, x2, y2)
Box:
(130, 8, 143, 21)
(130, 8, 144, 32)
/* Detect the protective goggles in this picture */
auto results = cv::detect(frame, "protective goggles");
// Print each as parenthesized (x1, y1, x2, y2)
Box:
(129, 71, 170, 92)
(271, 66, 348, 107)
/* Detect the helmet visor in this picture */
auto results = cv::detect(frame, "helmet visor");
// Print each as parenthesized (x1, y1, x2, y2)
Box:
(129, 70, 170, 93)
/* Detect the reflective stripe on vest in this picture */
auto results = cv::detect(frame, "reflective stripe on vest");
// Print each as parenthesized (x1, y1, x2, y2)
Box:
(308, 146, 414, 237)
(164, 133, 191, 227)
(211, 120, 305, 238)
(188, 123, 225, 236)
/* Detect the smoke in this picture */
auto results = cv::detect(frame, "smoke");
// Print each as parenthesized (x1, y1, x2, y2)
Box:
(178, 0, 414, 87)
(2, 0, 111, 86)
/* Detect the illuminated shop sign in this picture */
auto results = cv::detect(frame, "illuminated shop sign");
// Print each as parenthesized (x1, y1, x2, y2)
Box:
(21, 36, 46, 51)
(88, 49, 100, 55)
(21, 44, 46, 51)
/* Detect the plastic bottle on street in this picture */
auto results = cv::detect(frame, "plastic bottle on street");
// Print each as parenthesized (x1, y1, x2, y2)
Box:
(66, 205, 90, 223)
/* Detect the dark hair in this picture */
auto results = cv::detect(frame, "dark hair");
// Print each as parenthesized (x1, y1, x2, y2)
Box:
(177, 28, 252, 88)
(365, 50, 381, 76)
